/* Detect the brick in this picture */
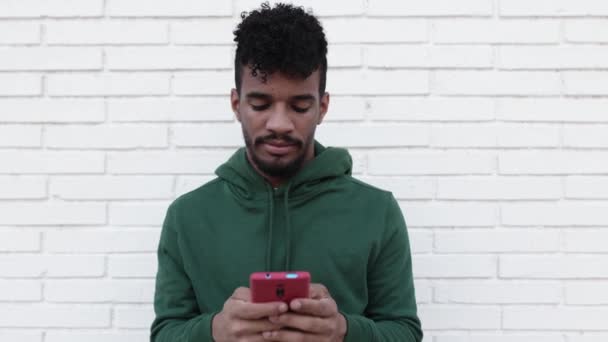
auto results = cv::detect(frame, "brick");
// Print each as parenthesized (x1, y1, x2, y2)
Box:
(437, 176, 561, 200)
(367, 45, 492, 68)
(497, 124, 560, 147)
(568, 336, 608, 342)
(369, 0, 492, 16)
(369, 97, 494, 122)
(114, 305, 154, 328)
(496, 98, 608, 122)
(109, 254, 157, 278)
(0, 151, 104, 174)
(0, 304, 110, 328)
(236, 0, 366, 16)
(564, 125, 608, 147)
(565, 282, 608, 304)
(433, 19, 559, 44)
(0, 0, 103, 18)
(500, 0, 608, 17)
(48, 73, 170, 97)
(500, 255, 608, 278)
(107, 0, 231, 17)
(0, 331, 41, 342)
(172, 123, 241, 147)
(0, 23, 40, 44)
(318, 123, 430, 147)
(175, 176, 216, 197)
(435, 335, 565, 342)
(502, 203, 608, 226)
(109, 202, 170, 226)
(435, 280, 561, 304)
(45, 279, 154, 303)
(331, 70, 429, 95)
(358, 176, 435, 200)
(435, 71, 561, 95)
(434, 123, 559, 148)
(435, 229, 560, 252)
(0, 255, 105, 277)
(323, 18, 427, 43)
(107, 47, 232, 70)
(328, 45, 363, 68)
(324, 96, 365, 122)
(401, 203, 496, 227)
(108, 97, 232, 122)
(0, 176, 46, 199)
(0, 203, 106, 225)
(566, 176, 608, 199)
(563, 230, 608, 252)
(414, 280, 432, 303)
(564, 71, 608, 95)
(499, 46, 608, 69)
(565, 19, 608, 42)
(45, 124, 168, 149)
(369, 151, 495, 175)
(409, 230, 433, 254)
(503, 307, 608, 330)
(45, 331, 147, 342)
(0, 125, 41, 147)
(47, 20, 168, 45)
(418, 305, 500, 329)
(0, 230, 40, 252)
(0, 280, 41, 301)
(45, 229, 160, 253)
(172, 71, 234, 95)
(50, 176, 173, 200)
(0, 74, 41, 96)
(0, 99, 104, 123)
(414, 255, 496, 278)
(0, 47, 101, 71)
(107, 151, 230, 174)
(172, 19, 237, 44)
(499, 151, 608, 175)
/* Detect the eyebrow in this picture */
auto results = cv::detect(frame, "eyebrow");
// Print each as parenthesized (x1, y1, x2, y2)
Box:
(245, 92, 316, 102)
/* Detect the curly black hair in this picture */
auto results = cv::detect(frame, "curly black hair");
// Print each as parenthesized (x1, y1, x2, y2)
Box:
(233, 2, 328, 95)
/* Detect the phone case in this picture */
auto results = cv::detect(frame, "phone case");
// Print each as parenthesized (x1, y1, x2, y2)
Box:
(250, 271, 310, 303)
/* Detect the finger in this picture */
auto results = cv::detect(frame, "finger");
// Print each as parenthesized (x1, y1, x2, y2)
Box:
(309, 283, 330, 299)
(232, 300, 289, 320)
(268, 312, 332, 334)
(263, 328, 319, 341)
(233, 318, 284, 335)
(290, 298, 336, 317)
(231, 286, 251, 302)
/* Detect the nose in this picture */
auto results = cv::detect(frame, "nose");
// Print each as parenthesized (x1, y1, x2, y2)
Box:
(265, 104, 294, 135)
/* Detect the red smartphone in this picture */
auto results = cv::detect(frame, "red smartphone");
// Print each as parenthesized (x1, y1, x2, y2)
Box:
(250, 271, 310, 303)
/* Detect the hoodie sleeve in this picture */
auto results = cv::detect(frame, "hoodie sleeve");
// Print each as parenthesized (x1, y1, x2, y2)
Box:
(340, 193, 423, 342)
(150, 202, 217, 342)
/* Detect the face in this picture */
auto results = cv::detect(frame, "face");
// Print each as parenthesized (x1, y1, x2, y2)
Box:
(231, 66, 329, 180)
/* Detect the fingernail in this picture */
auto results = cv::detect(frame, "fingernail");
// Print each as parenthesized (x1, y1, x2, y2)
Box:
(263, 331, 271, 339)
(292, 300, 301, 310)
(279, 303, 287, 312)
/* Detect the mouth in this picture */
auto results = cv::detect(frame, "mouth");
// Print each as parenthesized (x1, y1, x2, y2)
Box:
(262, 140, 298, 156)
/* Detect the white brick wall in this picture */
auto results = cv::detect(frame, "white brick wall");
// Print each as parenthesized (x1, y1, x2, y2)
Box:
(0, 0, 607, 341)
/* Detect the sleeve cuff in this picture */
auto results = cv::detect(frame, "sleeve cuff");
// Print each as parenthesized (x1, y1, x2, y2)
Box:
(341, 311, 374, 342)
(190, 312, 219, 342)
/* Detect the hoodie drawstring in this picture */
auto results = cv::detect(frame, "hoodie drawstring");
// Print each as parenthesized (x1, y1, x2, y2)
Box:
(283, 183, 292, 271)
(265, 184, 274, 272)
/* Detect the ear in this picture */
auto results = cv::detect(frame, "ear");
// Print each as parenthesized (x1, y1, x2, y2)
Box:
(318, 92, 329, 125)
(231, 88, 241, 122)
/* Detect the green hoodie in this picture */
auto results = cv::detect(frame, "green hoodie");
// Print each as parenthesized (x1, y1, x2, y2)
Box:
(150, 141, 423, 342)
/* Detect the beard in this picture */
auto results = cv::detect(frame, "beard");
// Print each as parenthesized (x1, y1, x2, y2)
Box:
(242, 128, 314, 179)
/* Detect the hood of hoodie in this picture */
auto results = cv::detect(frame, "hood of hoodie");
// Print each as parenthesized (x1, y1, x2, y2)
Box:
(215, 140, 352, 271)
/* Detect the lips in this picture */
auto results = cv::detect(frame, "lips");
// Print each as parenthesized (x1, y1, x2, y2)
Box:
(263, 141, 296, 155)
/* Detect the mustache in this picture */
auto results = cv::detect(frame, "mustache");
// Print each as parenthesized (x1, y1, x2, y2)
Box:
(255, 133, 302, 146)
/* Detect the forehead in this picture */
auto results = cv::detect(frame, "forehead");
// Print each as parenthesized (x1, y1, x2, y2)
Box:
(240, 65, 320, 98)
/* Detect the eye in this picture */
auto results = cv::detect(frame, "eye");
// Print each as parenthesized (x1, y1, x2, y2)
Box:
(292, 105, 311, 113)
(251, 103, 270, 111)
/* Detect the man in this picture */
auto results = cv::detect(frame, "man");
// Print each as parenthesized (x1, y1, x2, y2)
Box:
(150, 3, 423, 341)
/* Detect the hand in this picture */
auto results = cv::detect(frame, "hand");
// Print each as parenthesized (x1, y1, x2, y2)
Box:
(212, 287, 287, 342)
(262, 283, 347, 342)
